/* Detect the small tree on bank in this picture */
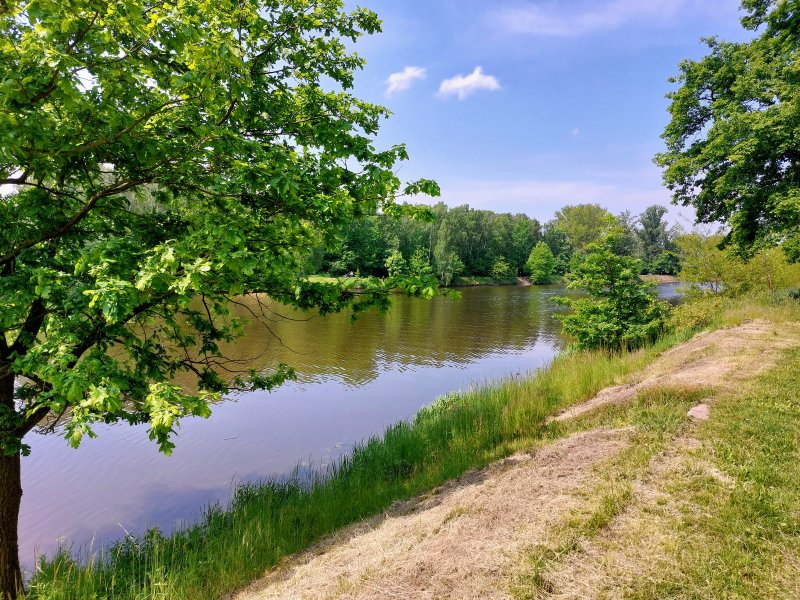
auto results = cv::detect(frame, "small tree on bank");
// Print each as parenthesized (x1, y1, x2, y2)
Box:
(555, 231, 668, 351)
(491, 256, 511, 281)
(526, 242, 556, 284)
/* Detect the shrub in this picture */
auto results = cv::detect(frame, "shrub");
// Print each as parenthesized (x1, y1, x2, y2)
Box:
(555, 230, 669, 350)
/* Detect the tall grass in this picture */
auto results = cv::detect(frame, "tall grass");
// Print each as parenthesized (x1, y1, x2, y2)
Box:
(25, 334, 685, 600)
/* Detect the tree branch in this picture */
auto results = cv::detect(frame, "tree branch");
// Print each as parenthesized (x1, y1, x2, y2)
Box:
(0, 178, 151, 268)
(9, 298, 47, 357)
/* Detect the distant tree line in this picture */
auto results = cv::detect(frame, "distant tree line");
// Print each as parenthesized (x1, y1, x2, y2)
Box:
(307, 202, 682, 285)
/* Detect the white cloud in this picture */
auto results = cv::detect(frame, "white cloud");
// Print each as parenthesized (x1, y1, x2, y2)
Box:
(491, 0, 686, 37)
(437, 67, 501, 100)
(385, 66, 426, 97)
(571, 127, 581, 137)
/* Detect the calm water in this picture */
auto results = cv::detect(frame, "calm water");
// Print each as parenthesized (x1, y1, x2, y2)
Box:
(19, 283, 679, 566)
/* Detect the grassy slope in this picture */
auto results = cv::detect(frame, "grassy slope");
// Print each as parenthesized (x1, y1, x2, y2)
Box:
(26, 336, 690, 599)
(511, 298, 800, 598)
(26, 294, 800, 599)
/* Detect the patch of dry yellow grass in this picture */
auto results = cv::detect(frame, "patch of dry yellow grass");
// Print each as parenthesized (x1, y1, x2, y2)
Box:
(233, 320, 800, 600)
(235, 429, 631, 600)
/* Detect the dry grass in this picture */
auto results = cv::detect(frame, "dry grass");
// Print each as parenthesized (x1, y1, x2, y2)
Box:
(551, 319, 799, 422)
(235, 430, 631, 600)
(527, 320, 800, 599)
(235, 318, 800, 600)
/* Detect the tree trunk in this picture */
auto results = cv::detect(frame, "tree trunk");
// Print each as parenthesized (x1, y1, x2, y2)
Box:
(0, 372, 23, 600)
(0, 453, 22, 600)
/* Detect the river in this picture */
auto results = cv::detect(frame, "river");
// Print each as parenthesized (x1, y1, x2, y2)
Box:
(19, 283, 679, 567)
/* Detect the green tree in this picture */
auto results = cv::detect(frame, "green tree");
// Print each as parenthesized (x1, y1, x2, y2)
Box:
(555, 231, 668, 351)
(675, 233, 748, 294)
(637, 205, 670, 269)
(542, 223, 573, 275)
(656, 0, 800, 258)
(552, 204, 615, 252)
(510, 214, 541, 275)
(526, 242, 556, 284)
(384, 249, 407, 277)
(615, 210, 642, 258)
(675, 232, 800, 295)
(490, 256, 511, 280)
(433, 223, 463, 286)
(0, 1, 438, 594)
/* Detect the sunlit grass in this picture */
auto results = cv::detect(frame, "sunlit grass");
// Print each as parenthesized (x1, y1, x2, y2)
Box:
(25, 332, 687, 599)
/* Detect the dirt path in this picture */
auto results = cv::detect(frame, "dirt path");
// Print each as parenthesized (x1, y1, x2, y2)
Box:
(551, 319, 799, 422)
(233, 321, 800, 600)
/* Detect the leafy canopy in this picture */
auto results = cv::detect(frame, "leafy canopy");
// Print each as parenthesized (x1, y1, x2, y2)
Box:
(555, 230, 668, 351)
(526, 241, 556, 284)
(552, 204, 615, 253)
(675, 232, 800, 295)
(656, 0, 800, 258)
(0, 0, 439, 456)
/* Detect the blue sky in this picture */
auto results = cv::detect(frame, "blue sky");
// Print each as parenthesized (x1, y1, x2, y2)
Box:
(343, 0, 754, 226)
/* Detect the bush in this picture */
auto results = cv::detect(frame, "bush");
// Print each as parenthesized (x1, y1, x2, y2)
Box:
(556, 230, 669, 351)
(526, 241, 556, 284)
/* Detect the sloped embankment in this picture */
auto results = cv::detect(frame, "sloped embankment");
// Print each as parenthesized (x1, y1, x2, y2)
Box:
(234, 320, 800, 600)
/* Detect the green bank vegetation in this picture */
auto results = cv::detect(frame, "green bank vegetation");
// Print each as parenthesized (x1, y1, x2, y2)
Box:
(27, 329, 695, 599)
(26, 291, 800, 599)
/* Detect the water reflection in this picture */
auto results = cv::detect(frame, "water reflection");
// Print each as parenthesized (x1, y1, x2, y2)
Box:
(19, 284, 676, 568)
(217, 285, 567, 387)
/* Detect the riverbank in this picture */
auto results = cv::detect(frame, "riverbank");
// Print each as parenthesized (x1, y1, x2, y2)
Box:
(25, 294, 800, 599)
(306, 274, 522, 288)
(235, 314, 800, 599)
(308, 274, 676, 289)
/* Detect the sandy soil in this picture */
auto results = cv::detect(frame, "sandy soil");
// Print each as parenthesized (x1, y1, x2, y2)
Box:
(232, 321, 800, 600)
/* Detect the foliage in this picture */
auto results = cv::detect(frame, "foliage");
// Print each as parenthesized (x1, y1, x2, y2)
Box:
(320, 202, 542, 281)
(433, 246, 464, 287)
(542, 222, 574, 275)
(526, 241, 556, 284)
(675, 234, 746, 294)
(636, 205, 679, 274)
(615, 210, 642, 257)
(321, 201, 684, 281)
(490, 256, 511, 280)
(384, 250, 407, 278)
(675, 232, 800, 296)
(555, 230, 669, 350)
(656, 0, 800, 258)
(0, 0, 448, 453)
(0, 1, 442, 593)
(552, 204, 615, 252)
(669, 294, 726, 331)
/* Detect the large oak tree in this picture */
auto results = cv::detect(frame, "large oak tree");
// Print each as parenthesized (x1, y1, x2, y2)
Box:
(0, 1, 438, 596)
(656, 0, 800, 258)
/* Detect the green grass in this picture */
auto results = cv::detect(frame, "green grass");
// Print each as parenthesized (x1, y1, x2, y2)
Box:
(25, 333, 688, 600)
(626, 347, 800, 598)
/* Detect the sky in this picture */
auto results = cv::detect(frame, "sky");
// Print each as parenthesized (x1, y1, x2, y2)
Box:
(341, 0, 755, 226)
